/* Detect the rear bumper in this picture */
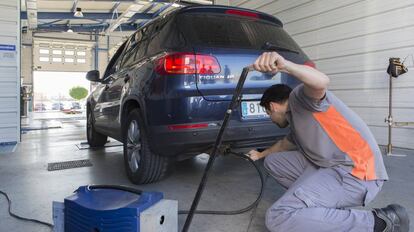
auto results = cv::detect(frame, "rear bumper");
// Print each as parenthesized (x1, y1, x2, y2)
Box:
(147, 120, 288, 158)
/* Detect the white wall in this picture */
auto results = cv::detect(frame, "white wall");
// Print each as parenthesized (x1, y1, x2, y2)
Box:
(229, 0, 414, 149)
(0, 0, 20, 144)
(215, 0, 229, 5)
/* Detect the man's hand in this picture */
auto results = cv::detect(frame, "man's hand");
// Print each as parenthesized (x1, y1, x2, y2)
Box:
(247, 137, 296, 161)
(247, 150, 264, 161)
(253, 51, 329, 100)
(253, 52, 291, 74)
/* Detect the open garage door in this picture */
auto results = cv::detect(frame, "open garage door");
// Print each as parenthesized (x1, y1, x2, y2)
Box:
(33, 39, 94, 72)
(31, 39, 93, 120)
(32, 71, 89, 120)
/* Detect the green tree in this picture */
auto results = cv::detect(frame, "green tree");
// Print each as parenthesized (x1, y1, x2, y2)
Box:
(69, 86, 88, 100)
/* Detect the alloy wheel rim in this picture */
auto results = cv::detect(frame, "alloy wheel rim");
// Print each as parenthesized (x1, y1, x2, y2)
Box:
(127, 120, 141, 172)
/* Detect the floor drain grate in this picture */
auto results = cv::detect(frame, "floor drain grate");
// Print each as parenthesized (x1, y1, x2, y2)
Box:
(47, 159, 92, 171)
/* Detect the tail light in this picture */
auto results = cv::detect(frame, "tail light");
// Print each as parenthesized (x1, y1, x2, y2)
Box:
(304, 60, 316, 68)
(225, 9, 259, 19)
(156, 53, 221, 75)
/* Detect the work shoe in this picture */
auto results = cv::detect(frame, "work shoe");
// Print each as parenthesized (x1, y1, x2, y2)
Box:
(373, 204, 409, 232)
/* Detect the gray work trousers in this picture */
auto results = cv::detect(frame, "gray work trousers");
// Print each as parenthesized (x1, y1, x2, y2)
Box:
(264, 150, 384, 232)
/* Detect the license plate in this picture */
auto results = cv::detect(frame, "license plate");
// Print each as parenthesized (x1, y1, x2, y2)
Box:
(241, 101, 268, 119)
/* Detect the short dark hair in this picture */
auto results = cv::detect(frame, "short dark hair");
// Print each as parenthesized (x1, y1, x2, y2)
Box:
(260, 84, 292, 110)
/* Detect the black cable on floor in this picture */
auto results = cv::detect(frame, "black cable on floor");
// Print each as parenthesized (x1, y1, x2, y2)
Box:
(178, 151, 265, 215)
(0, 190, 53, 229)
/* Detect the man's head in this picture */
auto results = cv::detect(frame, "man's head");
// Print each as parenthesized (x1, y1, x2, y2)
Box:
(260, 84, 292, 128)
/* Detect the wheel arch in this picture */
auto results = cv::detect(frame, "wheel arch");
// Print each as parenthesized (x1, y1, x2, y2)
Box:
(120, 96, 148, 135)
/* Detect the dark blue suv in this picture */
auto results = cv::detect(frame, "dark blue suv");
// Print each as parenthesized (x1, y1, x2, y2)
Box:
(86, 5, 313, 184)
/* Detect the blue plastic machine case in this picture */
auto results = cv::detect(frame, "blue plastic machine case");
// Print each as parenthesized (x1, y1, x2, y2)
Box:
(64, 186, 163, 232)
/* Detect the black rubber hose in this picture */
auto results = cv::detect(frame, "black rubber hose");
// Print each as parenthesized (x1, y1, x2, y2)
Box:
(181, 66, 253, 232)
(0, 190, 53, 229)
(178, 151, 265, 215)
(87, 185, 143, 195)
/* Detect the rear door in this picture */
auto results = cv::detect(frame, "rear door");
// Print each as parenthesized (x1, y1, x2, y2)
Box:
(104, 27, 152, 135)
(177, 12, 307, 120)
(94, 41, 127, 133)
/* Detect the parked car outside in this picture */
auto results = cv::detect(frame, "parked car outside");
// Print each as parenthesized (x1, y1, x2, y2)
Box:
(71, 102, 81, 110)
(52, 102, 64, 111)
(86, 5, 313, 184)
(34, 103, 46, 111)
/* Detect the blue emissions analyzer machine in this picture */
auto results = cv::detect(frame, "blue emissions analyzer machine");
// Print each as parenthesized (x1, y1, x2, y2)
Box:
(53, 185, 178, 232)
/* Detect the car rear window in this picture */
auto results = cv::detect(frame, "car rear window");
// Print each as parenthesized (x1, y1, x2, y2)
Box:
(177, 13, 301, 51)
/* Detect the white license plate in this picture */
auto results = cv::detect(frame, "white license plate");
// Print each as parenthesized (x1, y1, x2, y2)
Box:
(241, 101, 268, 119)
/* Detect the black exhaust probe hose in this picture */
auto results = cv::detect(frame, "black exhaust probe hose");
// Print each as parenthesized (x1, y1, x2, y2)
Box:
(181, 66, 255, 232)
(178, 150, 265, 215)
(87, 185, 143, 195)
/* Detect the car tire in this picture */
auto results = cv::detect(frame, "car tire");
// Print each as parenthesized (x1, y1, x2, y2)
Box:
(87, 107, 108, 147)
(123, 109, 171, 184)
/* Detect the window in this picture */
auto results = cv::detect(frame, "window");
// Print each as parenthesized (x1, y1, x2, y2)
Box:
(121, 47, 138, 68)
(77, 58, 86, 63)
(177, 14, 301, 52)
(120, 35, 140, 68)
(135, 27, 150, 60)
(147, 18, 178, 56)
(52, 57, 62, 62)
(65, 50, 75, 56)
(52, 50, 62, 55)
(77, 51, 86, 56)
(119, 28, 151, 68)
(39, 57, 49, 62)
(65, 58, 74, 63)
(103, 41, 127, 78)
(39, 49, 49, 54)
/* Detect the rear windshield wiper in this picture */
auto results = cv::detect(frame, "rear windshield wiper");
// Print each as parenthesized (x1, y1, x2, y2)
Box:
(262, 42, 299, 54)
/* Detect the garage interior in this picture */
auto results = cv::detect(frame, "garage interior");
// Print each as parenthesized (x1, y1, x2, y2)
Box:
(0, 0, 414, 231)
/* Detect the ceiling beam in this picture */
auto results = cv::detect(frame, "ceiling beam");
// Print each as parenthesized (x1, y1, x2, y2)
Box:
(110, 2, 121, 13)
(34, 23, 138, 32)
(105, 3, 146, 33)
(21, 12, 153, 20)
(71, 0, 79, 12)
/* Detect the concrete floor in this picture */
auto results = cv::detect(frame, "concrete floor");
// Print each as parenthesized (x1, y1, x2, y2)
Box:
(0, 118, 413, 232)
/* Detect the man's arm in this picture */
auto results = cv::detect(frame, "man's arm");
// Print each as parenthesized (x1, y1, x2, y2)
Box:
(248, 136, 296, 161)
(253, 52, 330, 100)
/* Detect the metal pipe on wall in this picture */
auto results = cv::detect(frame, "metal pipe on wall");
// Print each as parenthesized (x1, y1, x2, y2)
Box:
(94, 34, 99, 70)
(387, 73, 393, 155)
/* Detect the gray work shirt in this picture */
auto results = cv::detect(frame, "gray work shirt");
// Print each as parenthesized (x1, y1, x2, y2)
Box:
(286, 84, 388, 181)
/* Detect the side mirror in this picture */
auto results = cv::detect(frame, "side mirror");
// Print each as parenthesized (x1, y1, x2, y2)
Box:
(86, 70, 101, 82)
